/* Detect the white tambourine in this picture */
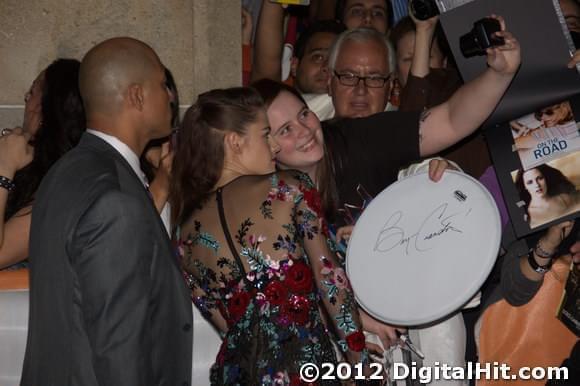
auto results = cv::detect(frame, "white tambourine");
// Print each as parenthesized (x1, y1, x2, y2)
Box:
(346, 171, 501, 326)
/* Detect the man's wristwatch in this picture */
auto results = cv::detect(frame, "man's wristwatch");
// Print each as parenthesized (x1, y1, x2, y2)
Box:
(527, 249, 552, 274)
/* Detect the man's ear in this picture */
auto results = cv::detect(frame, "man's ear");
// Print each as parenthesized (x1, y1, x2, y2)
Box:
(224, 131, 244, 155)
(290, 56, 299, 78)
(127, 84, 144, 111)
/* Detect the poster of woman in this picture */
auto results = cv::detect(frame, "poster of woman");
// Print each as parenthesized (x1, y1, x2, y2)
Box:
(511, 152, 580, 229)
(510, 101, 580, 170)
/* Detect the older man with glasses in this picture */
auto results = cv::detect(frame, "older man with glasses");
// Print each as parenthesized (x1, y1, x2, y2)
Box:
(328, 28, 393, 118)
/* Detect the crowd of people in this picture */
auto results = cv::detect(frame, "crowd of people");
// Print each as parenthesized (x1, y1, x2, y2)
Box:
(1, 0, 580, 385)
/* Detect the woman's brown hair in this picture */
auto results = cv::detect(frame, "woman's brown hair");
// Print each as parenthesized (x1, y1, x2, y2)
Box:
(170, 87, 265, 226)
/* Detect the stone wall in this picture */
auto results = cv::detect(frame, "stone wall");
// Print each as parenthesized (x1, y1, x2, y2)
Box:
(0, 0, 241, 129)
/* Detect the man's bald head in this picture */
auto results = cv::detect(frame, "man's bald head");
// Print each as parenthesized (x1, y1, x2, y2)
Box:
(79, 37, 162, 117)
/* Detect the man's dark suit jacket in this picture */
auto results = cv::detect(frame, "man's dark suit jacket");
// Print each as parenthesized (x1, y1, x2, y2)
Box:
(21, 133, 193, 386)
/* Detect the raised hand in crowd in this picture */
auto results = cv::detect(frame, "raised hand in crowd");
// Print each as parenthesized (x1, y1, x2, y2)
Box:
(0, 128, 33, 180)
(484, 15, 521, 75)
(407, 12, 440, 80)
(251, 0, 285, 83)
(0, 128, 33, 264)
(242, 7, 253, 46)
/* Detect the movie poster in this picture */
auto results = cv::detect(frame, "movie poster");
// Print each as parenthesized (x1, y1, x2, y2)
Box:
(510, 101, 580, 170)
(510, 151, 580, 229)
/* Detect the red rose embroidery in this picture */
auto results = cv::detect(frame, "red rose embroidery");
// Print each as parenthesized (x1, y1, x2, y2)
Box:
(301, 187, 323, 218)
(283, 295, 311, 325)
(264, 280, 288, 306)
(346, 330, 366, 352)
(285, 261, 313, 294)
(227, 291, 251, 323)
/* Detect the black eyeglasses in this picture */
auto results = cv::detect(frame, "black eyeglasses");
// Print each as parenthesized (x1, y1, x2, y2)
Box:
(333, 71, 389, 88)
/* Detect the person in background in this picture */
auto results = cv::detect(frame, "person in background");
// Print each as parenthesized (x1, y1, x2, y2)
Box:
(335, 0, 392, 34)
(561, 0, 580, 48)
(389, 16, 452, 95)
(251, 0, 345, 95)
(327, 27, 396, 119)
(477, 220, 580, 386)
(0, 59, 85, 270)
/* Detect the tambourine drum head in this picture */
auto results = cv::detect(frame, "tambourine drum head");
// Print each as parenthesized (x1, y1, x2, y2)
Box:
(346, 171, 500, 326)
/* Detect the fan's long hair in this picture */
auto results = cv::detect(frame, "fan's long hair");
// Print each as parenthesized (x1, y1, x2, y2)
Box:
(6, 59, 85, 220)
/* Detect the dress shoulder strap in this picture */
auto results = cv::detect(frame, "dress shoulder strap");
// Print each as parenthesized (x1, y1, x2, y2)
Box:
(216, 188, 250, 286)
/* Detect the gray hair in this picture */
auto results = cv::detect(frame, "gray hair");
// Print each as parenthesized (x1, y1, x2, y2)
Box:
(327, 28, 395, 76)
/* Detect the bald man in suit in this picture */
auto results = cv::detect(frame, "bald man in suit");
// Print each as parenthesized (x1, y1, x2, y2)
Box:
(21, 37, 192, 386)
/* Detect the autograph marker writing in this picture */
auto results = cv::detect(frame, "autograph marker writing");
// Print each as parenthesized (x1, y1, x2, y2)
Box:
(373, 203, 470, 255)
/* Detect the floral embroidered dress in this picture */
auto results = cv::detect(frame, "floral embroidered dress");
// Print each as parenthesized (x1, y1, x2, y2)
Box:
(179, 170, 366, 385)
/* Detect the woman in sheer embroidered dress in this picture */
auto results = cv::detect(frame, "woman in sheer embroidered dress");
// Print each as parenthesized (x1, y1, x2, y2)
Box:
(171, 87, 367, 385)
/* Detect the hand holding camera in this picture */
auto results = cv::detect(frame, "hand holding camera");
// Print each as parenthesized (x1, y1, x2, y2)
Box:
(472, 15, 521, 77)
(409, 2, 439, 32)
(408, 2, 520, 75)
(409, 0, 440, 21)
(460, 17, 504, 57)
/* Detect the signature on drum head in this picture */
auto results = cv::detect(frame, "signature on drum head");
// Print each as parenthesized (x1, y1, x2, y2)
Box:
(373, 202, 471, 255)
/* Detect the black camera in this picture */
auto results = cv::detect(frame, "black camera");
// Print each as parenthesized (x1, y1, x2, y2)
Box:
(460, 18, 505, 58)
(409, 0, 439, 21)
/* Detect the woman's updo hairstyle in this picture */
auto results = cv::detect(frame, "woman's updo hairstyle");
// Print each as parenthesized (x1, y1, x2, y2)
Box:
(171, 87, 265, 225)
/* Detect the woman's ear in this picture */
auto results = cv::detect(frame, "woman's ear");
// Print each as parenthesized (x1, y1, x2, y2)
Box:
(224, 131, 244, 154)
